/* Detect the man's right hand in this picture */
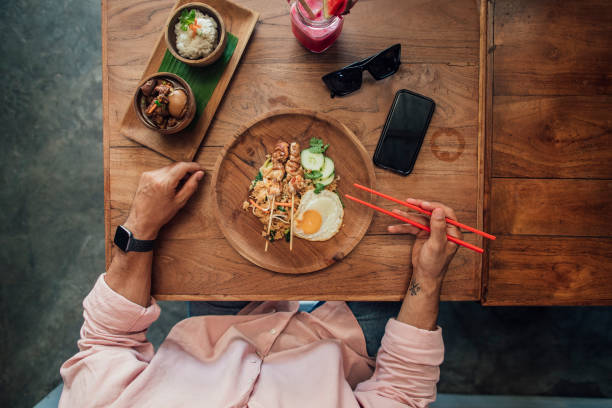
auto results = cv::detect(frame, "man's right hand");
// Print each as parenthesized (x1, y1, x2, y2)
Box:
(388, 198, 462, 330)
(123, 162, 205, 240)
(388, 199, 462, 284)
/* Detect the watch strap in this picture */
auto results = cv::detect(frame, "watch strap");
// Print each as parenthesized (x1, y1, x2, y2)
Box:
(114, 225, 155, 252)
(127, 236, 155, 252)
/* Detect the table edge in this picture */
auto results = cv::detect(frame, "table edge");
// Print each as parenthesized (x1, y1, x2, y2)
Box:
(102, 0, 112, 269)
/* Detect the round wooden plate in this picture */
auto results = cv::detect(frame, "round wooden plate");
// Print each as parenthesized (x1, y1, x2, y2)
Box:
(212, 109, 376, 274)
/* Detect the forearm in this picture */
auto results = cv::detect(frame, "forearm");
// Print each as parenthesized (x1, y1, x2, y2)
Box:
(396, 270, 443, 331)
(355, 305, 444, 406)
(104, 215, 159, 307)
(60, 274, 160, 408)
(105, 250, 153, 307)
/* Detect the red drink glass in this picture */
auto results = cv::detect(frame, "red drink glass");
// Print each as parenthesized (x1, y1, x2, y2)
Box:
(290, 0, 344, 53)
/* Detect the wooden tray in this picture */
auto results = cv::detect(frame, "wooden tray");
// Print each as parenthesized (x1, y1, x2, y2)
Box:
(212, 109, 377, 274)
(119, 0, 259, 162)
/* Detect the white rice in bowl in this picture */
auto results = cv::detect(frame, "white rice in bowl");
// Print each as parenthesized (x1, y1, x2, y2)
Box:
(174, 10, 218, 59)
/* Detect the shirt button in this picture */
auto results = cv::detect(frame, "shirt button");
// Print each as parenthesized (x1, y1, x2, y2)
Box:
(270, 328, 277, 335)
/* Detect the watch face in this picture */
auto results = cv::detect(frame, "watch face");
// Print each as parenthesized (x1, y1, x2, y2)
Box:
(114, 226, 131, 251)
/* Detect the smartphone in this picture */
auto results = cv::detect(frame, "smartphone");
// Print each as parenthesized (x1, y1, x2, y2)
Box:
(373, 90, 435, 175)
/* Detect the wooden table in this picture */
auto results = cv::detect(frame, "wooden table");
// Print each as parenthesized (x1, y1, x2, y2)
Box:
(483, 0, 612, 305)
(103, 0, 611, 304)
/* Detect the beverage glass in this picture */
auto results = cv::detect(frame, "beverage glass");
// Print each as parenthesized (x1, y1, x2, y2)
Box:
(290, 0, 344, 53)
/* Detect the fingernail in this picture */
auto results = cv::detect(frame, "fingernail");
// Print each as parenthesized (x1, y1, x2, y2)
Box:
(422, 201, 430, 207)
(433, 208, 444, 220)
(196, 171, 204, 181)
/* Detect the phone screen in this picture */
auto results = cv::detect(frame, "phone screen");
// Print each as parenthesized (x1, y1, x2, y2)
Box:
(373, 90, 435, 175)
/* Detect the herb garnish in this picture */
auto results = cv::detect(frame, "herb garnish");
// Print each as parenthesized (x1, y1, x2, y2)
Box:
(309, 137, 329, 154)
(179, 9, 196, 31)
(154, 100, 162, 106)
(284, 229, 291, 242)
(250, 171, 263, 190)
(268, 230, 276, 242)
(314, 183, 326, 194)
(304, 170, 322, 179)
(277, 206, 286, 212)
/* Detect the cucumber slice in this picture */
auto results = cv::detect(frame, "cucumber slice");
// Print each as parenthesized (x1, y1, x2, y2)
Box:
(320, 157, 335, 179)
(317, 172, 335, 186)
(301, 149, 325, 171)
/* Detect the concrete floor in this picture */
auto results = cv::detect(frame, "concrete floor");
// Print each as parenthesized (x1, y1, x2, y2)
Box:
(0, 1, 610, 407)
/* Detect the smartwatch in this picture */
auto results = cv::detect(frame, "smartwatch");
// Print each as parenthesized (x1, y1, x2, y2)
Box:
(113, 225, 155, 252)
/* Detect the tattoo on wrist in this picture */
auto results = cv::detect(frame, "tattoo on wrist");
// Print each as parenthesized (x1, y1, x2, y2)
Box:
(409, 280, 421, 296)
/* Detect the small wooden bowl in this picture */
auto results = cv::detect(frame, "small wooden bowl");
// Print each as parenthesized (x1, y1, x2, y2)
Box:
(132, 72, 196, 135)
(165, 2, 227, 67)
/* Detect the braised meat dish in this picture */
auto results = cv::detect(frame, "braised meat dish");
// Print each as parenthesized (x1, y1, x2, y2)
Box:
(139, 78, 189, 130)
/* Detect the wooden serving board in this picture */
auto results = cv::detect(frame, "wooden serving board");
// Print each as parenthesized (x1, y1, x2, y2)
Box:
(118, 0, 259, 162)
(212, 109, 376, 274)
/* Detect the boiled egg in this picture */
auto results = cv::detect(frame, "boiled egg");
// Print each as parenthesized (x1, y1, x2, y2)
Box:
(294, 190, 343, 241)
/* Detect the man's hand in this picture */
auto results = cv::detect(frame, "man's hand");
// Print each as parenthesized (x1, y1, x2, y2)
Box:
(388, 199, 463, 330)
(388, 199, 462, 284)
(106, 162, 203, 307)
(123, 162, 205, 240)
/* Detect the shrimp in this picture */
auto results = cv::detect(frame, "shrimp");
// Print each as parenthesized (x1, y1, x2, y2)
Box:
(285, 142, 302, 177)
(285, 142, 304, 195)
(264, 141, 289, 198)
(272, 141, 289, 163)
(288, 174, 305, 195)
(263, 162, 285, 182)
(267, 180, 282, 196)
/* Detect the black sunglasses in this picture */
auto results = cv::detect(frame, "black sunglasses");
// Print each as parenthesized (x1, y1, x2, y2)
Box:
(322, 44, 401, 98)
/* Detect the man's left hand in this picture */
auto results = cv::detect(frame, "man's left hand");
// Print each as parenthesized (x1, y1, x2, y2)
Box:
(124, 162, 204, 240)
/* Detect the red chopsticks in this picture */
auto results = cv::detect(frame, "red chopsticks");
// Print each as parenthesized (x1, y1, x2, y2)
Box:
(345, 194, 484, 254)
(353, 183, 496, 241)
(345, 184, 494, 254)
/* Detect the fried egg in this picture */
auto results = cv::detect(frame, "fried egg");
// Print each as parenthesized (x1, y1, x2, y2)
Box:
(294, 190, 343, 241)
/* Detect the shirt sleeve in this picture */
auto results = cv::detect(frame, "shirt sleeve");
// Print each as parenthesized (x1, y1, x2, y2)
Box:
(59, 274, 161, 408)
(354, 318, 444, 408)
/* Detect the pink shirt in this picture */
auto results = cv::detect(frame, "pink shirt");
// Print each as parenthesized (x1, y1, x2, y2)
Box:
(60, 274, 444, 407)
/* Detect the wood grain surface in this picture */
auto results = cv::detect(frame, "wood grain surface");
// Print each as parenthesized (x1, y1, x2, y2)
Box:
(493, 0, 612, 96)
(109, 62, 480, 150)
(103, 0, 483, 300)
(484, 0, 612, 305)
(487, 236, 612, 305)
(108, 147, 480, 238)
(481, 0, 494, 302)
(150, 233, 482, 301)
(212, 109, 376, 274)
(492, 96, 612, 178)
(491, 179, 612, 237)
(118, 0, 258, 161)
